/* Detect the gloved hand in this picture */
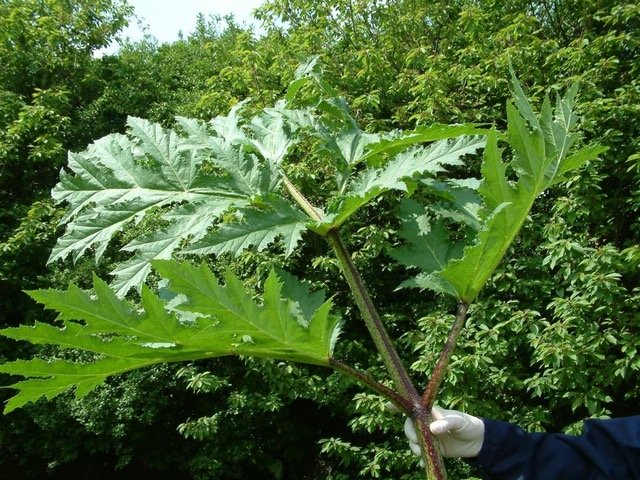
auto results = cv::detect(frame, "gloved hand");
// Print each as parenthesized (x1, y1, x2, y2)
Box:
(404, 406, 485, 459)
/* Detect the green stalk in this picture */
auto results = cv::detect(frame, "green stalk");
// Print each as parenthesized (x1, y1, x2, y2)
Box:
(415, 412, 448, 479)
(284, 175, 447, 480)
(327, 230, 448, 480)
(325, 230, 418, 402)
(421, 302, 469, 408)
(329, 358, 413, 414)
(282, 176, 324, 221)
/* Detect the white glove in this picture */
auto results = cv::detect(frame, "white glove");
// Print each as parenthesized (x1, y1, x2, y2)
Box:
(404, 406, 485, 459)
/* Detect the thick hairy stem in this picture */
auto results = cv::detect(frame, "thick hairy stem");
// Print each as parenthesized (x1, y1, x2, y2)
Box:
(329, 358, 412, 414)
(283, 175, 447, 479)
(328, 232, 448, 479)
(415, 412, 448, 480)
(326, 230, 418, 402)
(282, 176, 324, 221)
(421, 302, 469, 408)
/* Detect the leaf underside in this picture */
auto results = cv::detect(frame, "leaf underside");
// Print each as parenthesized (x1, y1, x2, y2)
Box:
(49, 111, 311, 297)
(49, 71, 486, 298)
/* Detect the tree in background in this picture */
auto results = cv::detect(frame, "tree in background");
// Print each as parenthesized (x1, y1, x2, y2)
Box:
(0, 0, 132, 322)
(0, 1, 133, 477)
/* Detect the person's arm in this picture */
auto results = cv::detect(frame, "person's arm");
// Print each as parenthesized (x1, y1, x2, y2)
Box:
(470, 416, 640, 480)
(405, 410, 640, 480)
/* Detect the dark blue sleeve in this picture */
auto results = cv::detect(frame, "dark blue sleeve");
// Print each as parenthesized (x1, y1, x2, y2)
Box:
(469, 416, 640, 480)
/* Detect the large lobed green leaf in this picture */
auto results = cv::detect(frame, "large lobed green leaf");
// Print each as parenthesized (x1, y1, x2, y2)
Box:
(48, 63, 486, 297)
(0, 260, 340, 413)
(49, 109, 309, 297)
(49, 119, 233, 292)
(279, 56, 489, 232)
(393, 77, 607, 303)
(183, 196, 309, 257)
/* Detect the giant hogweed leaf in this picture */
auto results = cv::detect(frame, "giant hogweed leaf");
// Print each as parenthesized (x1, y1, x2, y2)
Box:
(48, 113, 296, 296)
(358, 124, 490, 166)
(323, 123, 489, 193)
(0, 357, 157, 414)
(154, 262, 340, 362)
(322, 108, 381, 189)
(324, 135, 486, 229)
(404, 79, 606, 303)
(127, 117, 201, 189)
(390, 200, 464, 295)
(199, 130, 280, 197)
(110, 204, 220, 297)
(49, 117, 242, 261)
(204, 99, 315, 169)
(209, 99, 250, 145)
(276, 269, 329, 327)
(0, 261, 340, 413)
(281, 60, 490, 216)
(328, 123, 381, 191)
(422, 179, 483, 231)
(248, 109, 296, 165)
(183, 196, 308, 258)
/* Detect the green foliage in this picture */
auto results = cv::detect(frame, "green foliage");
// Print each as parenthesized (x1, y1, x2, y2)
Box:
(0, 0, 131, 95)
(0, 0, 133, 233)
(2, 63, 490, 421)
(325, 134, 486, 230)
(392, 76, 605, 302)
(0, 260, 339, 412)
(184, 198, 308, 257)
(49, 113, 283, 296)
(1, 0, 638, 478)
(46, 60, 484, 299)
(1, 59, 605, 479)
